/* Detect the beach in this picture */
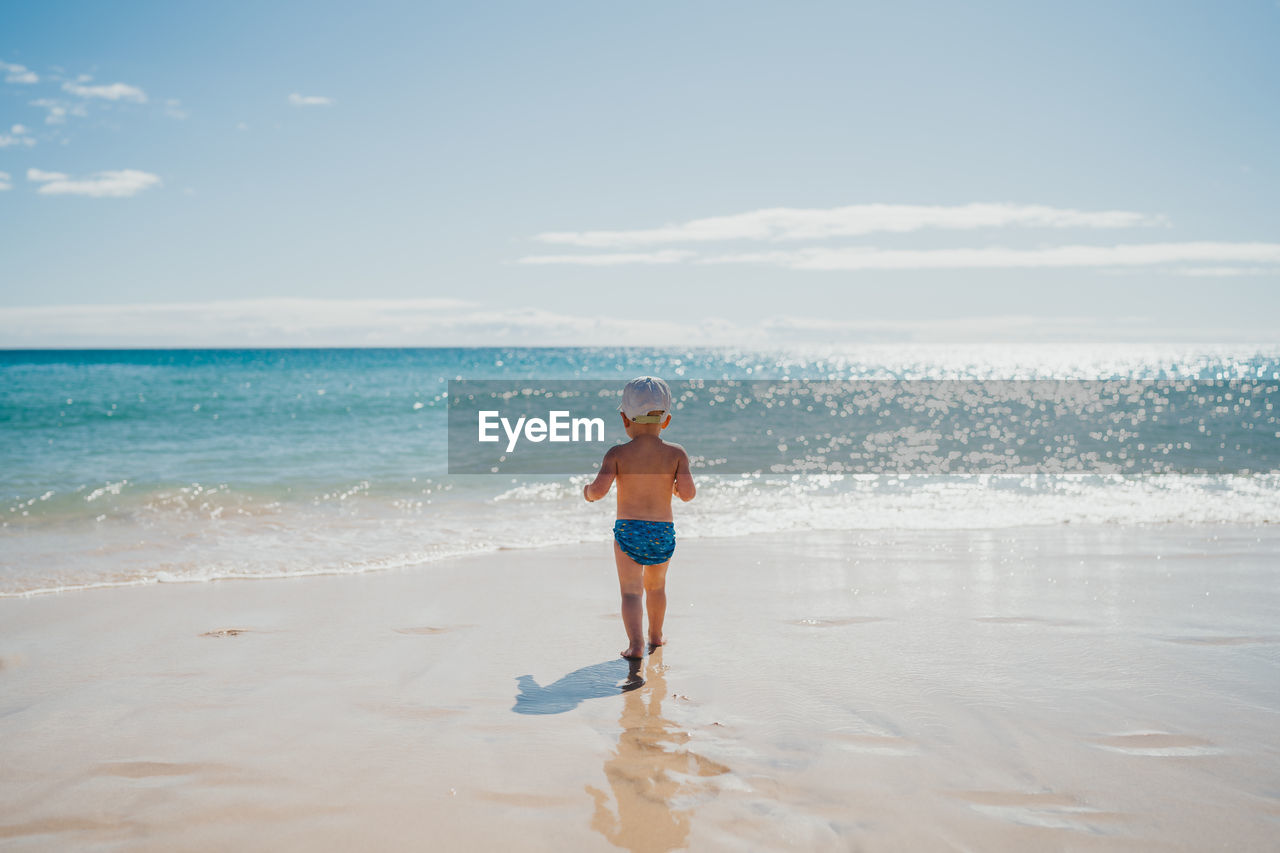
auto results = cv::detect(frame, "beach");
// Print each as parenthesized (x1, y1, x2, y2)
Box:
(3, 524, 1278, 851)
(6, 0, 1280, 846)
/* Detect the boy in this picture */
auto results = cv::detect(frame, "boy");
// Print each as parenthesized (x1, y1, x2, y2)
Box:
(583, 376, 696, 660)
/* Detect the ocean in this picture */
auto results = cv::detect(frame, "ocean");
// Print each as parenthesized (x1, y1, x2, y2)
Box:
(2, 345, 1278, 596)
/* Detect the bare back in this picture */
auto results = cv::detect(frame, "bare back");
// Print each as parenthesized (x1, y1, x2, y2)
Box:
(584, 434, 696, 520)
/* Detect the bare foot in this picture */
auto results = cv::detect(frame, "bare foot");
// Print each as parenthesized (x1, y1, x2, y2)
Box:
(620, 646, 644, 660)
(648, 635, 665, 651)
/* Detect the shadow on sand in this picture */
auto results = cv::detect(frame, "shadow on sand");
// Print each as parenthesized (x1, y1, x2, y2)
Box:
(513, 657, 645, 715)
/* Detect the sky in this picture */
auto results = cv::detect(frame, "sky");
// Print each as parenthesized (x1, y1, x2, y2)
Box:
(1, 0, 1278, 346)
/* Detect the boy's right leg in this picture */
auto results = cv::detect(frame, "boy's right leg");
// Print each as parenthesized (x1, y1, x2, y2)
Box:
(614, 543, 645, 660)
(643, 562, 669, 648)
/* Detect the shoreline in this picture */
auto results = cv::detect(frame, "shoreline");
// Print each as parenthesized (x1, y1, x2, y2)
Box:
(5, 518, 1278, 601)
(3, 525, 1279, 850)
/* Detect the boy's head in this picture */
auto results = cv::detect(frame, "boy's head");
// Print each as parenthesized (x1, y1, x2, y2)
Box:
(619, 375, 672, 428)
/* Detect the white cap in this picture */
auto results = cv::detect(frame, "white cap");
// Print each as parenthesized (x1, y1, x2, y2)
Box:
(618, 376, 672, 423)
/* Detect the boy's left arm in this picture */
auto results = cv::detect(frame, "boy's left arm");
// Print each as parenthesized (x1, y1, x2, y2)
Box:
(583, 448, 618, 502)
(673, 447, 696, 502)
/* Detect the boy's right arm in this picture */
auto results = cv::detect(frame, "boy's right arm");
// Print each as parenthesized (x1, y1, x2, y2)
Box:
(583, 448, 618, 502)
(673, 448, 696, 502)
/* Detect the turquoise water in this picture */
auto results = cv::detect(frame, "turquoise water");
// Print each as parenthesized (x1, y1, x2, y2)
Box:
(3, 345, 1279, 596)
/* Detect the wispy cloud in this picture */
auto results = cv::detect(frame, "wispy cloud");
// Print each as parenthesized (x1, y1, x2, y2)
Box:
(0, 298, 1274, 347)
(1172, 266, 1280, 277)
(534, 203, 1166, 248)
(0, 124, 35, 148)
(28, 168, 161, 198)
(61, 78, 148, 102)
(1, 59, 38, 84)
(698, 242, 1280, 271)
(29, 98, 85, 125)
(0, 172, 11, 191)
(30, 99, 65, 124)
(289, 93, 333, 106)
(164, 98, 189, 119)
(520, 241, 1280, 272)
(518, 250, 695, 266)
(520, 202, 1280, 275)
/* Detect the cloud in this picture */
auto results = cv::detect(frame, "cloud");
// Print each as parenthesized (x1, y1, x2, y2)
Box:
(1, 60, 38, 84)
(519, 241, 1280, 272)
(0, 298, 1275, 347)
(1172, 266, 1279, 277)
(30, 99, 73, 124)
(289, 93, 333, 106)
(0, 172, 11, 191)
(534, 203, 1167, 248)
(0, 128, 35, 148)
(0, 123, 34, 146)
(164, 98, 189, 119)
(518, 250, 695, 266)
(28, 168, 161, 197)
(523, 202, 1280, 278)
(27, 168, 69, 182)
(61, 79, 148, 102)
(755, 313, 1168, 343)
(698, 242, 1280, 271)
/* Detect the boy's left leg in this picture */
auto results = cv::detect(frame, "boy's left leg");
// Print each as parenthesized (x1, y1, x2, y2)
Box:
(643, 562, 669, 648)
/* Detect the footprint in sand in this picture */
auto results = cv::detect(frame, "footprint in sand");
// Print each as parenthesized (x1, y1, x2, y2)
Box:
(393, 625, 471, 635)
(1156, 635, 1280, 646)
(832, 732, 917, 756)
(950, 790, 1125, 832)
(788, 617, 885, 627)
(974, 616, 1086, 627)
(200, 628, 252, 637)
(0, 817, 127, 841)
(1089, 732, 1221, 757)
(361, 703, 466, 721)
(473, 790, 580, 808)
(94, 761, 213, 778)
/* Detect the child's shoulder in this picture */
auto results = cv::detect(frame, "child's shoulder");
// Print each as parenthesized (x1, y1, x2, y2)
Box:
(611, 438, 687, 456)
(656, 439, 689, 463)
(619, 437, 687, 452)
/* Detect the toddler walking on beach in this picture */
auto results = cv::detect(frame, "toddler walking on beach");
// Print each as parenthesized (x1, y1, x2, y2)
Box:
(583, 376, 696, 659)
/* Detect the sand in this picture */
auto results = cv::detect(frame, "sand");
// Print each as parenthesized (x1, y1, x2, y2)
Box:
(2, 525, 1279, 851)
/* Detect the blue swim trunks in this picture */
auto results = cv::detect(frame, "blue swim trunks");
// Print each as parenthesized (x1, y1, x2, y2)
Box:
(613, 519, 676, 566)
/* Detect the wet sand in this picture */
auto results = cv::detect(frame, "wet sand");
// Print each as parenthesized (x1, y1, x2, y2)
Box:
(2, 525, 1279, 851)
